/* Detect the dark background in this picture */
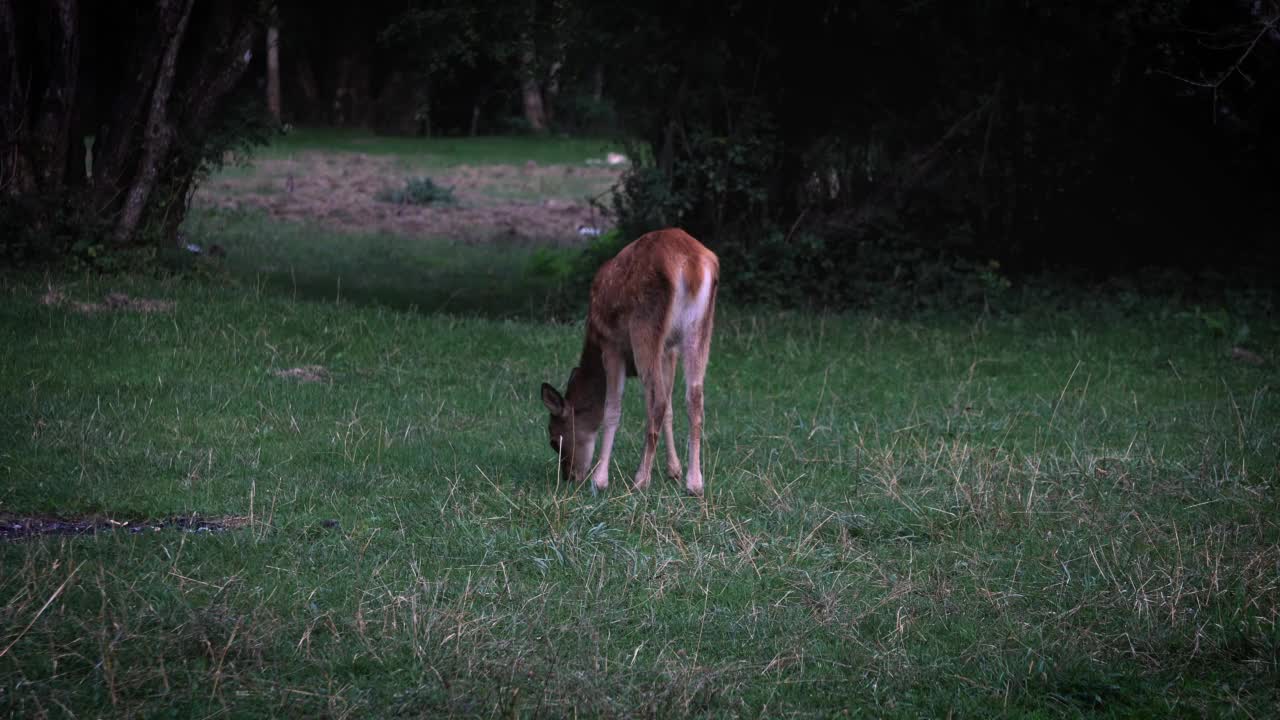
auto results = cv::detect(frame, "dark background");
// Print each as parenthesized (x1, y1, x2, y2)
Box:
(3, 0, 1277, 303)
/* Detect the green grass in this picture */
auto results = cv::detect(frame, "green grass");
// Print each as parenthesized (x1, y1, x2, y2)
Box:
(2, 138, 1278, 716)
(2, 266, 1276, 717)
(181, 208, 566, 318)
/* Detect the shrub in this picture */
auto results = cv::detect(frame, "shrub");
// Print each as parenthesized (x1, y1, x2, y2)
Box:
(376, 177, 456, 206)
(714, 224, 1014, 314)
(527, 229, 629, 316)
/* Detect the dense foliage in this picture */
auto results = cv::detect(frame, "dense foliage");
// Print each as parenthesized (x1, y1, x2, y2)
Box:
(595, 1, 1279, 301)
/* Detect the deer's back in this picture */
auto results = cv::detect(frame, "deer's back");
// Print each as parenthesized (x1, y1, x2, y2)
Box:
(587, 229, 718, 352)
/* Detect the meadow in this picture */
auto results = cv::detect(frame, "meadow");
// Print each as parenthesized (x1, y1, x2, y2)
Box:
(1, 131, 1277, 718)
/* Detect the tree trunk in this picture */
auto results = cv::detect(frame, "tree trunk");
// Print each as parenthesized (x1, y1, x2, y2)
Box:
(544, 59, 562, 127)
(418, 80, 431, 137)
(266, 24, 281, 122)
(92, 0, 187, 211)
(592, 64, 604, 102)
(293, 50, 320, 122)
(519, 38, 547, 133)
(179, 9, 257, 136)
(2, 0, 266, 263)
(153, 8, 257, 242)
(0, 0, 31, 194)
(1, 0, 81, 197)
(31, 0, 79, 191)
(113, 0, 194, 244)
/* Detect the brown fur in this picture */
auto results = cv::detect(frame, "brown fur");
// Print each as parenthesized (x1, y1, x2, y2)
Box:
(541, 228, 718, 495)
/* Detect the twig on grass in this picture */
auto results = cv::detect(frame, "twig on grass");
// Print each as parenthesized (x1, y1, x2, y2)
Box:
(0, 564, 80, 659)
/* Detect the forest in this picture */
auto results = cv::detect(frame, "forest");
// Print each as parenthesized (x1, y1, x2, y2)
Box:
(3, 0, 1277, 302)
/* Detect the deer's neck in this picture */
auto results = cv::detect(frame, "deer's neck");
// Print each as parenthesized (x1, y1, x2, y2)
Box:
(567, 333, 608, 428)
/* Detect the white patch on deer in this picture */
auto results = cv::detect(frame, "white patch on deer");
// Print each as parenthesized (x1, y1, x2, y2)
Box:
(673, 266, 712, 343)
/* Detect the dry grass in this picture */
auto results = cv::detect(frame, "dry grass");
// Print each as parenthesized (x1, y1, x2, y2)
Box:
(193, 153, 620, 246)
(39, 287, 176, 314)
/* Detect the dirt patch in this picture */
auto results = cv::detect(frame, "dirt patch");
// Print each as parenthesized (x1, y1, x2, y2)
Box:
(272, 365, 329, 383)
(0, 513, 249, 541)
(41, 288, 176, 314)
(1231, 346, 1265, 366)
(193, 152, 622, 245)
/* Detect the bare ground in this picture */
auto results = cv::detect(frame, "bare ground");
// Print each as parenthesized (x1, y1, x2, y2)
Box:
(271, 365, 330, 383)
(192, 152, 623, 245)
(0, 513, 250, 540)
(41, 288, 175, 314)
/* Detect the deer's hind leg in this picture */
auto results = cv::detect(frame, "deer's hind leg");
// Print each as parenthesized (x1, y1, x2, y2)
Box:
(630, 324, 672, 491)
(662, 347, 682, 480)
(680, 285, 716, 496)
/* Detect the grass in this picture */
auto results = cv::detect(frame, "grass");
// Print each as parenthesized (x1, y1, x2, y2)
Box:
(181, 208, 565, 317)
(1, 135, 1278, 717)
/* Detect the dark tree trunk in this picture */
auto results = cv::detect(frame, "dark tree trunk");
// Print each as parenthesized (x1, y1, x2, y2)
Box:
(544, 59, 562, 127)
(179, 7, 257, 135)
(591, 64, 604, 102)
(113, 0, 193, 244)
(519, 38, 547, 133)
(0, 0, 265, 263)
(31, 0, 79, 192)
(293, 50, 320, 122)
(0, 0, 30, 194)
(92, 0, 187, 211)
(1, 0, 81, 198)
(266, 24, 281, 122)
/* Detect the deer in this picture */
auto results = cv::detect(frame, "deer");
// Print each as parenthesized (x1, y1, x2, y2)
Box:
(540, 228, 718, 496)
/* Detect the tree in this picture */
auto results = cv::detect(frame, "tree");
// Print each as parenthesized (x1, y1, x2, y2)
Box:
(266, 20, 281, 122)
(1, 0, 271, 264)
(597, 0, 1278, 289)
(379, 0, 580, 136)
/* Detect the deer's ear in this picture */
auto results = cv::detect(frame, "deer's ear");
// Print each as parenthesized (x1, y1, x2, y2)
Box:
(541, 383, 566, 417)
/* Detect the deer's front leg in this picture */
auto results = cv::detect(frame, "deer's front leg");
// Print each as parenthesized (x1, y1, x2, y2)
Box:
(589, 348, 627, 492)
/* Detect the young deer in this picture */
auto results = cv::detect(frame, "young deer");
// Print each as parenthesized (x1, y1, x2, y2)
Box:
(541, 228, 718, 495)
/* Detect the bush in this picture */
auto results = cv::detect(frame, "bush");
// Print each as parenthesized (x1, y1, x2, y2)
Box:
(0, 191, 115, 270)
(527, 229, 629, 316)
(714, 225, 1013, 314)
(552, 92, 619, 135)
(376, 177, 456, 206)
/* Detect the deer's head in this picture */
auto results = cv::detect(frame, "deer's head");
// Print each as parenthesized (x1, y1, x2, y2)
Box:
(540, 368, 597, 482)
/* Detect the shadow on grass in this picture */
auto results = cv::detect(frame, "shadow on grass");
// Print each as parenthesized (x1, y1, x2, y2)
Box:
(183, 207, 580, 319)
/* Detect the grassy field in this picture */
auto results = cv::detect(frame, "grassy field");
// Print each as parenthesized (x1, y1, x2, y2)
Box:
(2, 133, 1278, 718)
(182, 208, 566, 318)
